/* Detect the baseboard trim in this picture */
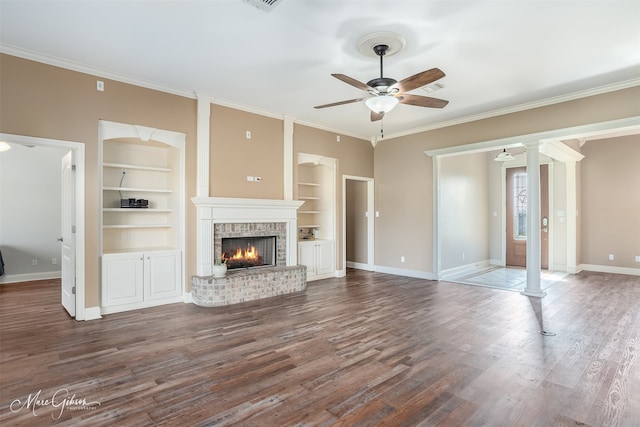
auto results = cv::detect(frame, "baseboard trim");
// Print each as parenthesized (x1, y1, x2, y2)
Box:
(374, 265, 438, 281)
(183, 292, 193, 304)
(0, 271, 62, 284)
(579, 264, 640, 276)
(440, 260, 491, 281)
(346, 261, 372, 271)
(100, 296, 185, 315)
(78, 306, 102, 321)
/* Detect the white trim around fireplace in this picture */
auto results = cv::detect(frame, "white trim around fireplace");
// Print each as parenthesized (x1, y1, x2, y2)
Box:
(192, 197, 304, 276)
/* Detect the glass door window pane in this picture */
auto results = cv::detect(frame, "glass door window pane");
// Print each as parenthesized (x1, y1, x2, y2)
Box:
(513, 172, 527, 240)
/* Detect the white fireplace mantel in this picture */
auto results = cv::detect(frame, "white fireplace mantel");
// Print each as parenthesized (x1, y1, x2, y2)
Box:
(192, 197, 304, 276)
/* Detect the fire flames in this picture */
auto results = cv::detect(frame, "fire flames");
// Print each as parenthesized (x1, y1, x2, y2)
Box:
(226, 246, 259, 261)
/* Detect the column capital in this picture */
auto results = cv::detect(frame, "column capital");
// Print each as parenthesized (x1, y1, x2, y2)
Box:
(522, 140, 541, 148)
(196, 94, 213, 116)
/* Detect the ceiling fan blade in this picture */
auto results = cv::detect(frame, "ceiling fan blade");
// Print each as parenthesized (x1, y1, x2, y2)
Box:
(332, 74, 374, 92)
(314, 97, 366, 109)
(371, 111, 384, 122)
(397, 94, 449, 108)
(394, 68, 445, 93)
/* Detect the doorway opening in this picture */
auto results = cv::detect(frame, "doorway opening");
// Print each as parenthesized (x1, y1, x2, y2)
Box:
(0, 133, 86, 319)
(343, 175, 374, 272)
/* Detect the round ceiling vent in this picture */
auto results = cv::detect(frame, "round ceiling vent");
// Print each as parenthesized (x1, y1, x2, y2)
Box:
(357, 32, 406, 58)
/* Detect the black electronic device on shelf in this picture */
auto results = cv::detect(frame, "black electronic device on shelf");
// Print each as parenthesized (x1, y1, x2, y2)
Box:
(120, 198, 149, 208)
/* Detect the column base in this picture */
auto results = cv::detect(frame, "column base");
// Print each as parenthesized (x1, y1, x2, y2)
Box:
(521, 289, 547, 298)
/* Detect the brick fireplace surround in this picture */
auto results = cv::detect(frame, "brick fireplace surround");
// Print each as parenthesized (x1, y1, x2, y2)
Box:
(191, 197, 306, 306)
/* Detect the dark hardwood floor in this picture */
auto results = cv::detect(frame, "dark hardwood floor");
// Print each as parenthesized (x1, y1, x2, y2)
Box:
(1, 270, 639, 426)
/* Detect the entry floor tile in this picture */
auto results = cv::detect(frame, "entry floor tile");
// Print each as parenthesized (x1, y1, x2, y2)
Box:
(451, 266, 568, 292)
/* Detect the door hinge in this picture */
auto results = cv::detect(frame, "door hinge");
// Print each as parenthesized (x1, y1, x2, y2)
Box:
(71, 225, 76, 233)
(72, 164, 77, 171)
(72, 286, 76, 295)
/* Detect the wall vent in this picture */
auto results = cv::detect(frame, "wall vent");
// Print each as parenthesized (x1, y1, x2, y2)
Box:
(242, 0, 283, 12)
(423, 82, 445, 93)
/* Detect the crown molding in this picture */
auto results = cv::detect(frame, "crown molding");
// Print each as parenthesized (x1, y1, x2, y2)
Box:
(0, 44, 198, 99)
(291, 118, 369, 141)
(384, 78, 640, 141)
(3, 43, 638, 144)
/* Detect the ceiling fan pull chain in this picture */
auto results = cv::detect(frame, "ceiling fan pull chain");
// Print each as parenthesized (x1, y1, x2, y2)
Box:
(380, 119, 384, 139)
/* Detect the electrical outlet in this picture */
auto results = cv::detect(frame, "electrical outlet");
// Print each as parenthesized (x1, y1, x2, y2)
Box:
(608, 254, 614, 261)
(462, 253, 465, 260)
(247, 176, 254, 182)
(32, 259, 38, 266)
(96, 80, 104, 91)
(245, 130, 251, 139)
(635, 256, 640, 263)
(400, 256, 405, 263)
(51, 258, 57, 265)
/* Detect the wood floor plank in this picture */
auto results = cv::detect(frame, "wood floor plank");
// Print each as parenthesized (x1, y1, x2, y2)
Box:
(1, 270, 639, 426)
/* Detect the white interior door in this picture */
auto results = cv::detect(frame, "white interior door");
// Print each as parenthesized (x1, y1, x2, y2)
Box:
(61, 151, 76, 317)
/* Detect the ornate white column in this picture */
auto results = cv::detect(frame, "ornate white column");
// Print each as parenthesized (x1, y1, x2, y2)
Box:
(283, 116, 294, 200)
(196, 94, 213, 197)
(522, 141, 545, 297)
(565, 161, 578, 274)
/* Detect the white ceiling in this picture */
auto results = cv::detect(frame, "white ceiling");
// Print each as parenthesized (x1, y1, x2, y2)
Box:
(1, 0, 639, 141)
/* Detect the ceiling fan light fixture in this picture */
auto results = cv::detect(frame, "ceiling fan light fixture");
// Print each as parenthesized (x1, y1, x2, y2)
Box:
(494, 148, 515, 162)
(365, 96, 398, 114)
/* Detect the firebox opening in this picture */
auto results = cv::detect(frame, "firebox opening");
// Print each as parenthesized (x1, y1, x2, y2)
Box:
(221, 236, 276, 270)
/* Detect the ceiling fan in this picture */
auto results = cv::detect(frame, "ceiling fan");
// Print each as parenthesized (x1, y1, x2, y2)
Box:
(314, 44, 449, 122)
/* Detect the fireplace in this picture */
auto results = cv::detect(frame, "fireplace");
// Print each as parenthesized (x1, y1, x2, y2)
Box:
(221, 236, 276, 270)
(191, 197, 306, 307)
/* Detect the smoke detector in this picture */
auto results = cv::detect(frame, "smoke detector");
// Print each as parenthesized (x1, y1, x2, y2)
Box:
(357, 32, 406, 58)
(242, 0, 283, 12)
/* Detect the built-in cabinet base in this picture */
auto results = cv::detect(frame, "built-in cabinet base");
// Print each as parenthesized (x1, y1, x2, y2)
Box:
(101, 249, 182, 314)
(298, 239, 334, 281)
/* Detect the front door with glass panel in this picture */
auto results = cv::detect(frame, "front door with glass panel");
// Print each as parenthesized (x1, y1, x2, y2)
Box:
(506, 165, 549, 268)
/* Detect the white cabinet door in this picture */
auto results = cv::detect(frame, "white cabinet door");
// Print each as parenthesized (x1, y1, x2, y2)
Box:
(102, 252, 144, 307)
(145, 250, 181, 301)
(298, 240, 334, 279)
(316, 240, 334, 275)
(298, 241, 317, 277)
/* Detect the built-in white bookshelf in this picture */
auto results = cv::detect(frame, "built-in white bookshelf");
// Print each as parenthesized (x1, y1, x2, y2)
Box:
(98, 120, 186, 314)
(296, 154, 336, 239)
(101, 139, 181, 252)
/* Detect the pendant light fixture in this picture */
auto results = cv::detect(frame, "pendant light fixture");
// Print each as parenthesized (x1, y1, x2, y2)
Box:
(494, 148, 515, 162)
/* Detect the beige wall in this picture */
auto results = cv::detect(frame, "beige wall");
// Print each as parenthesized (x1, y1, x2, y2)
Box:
(294, 124, 374, 270)
(210, 105, 284, 199)
(1, 52, 637, 308)
(374, 87, 640, 274)
(0, 54, 197, 307)
(440, 152, 490, 271)
(580, 135, 640, 268)
(0, 54, 375, 307)
(346, 179, 368, 265)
